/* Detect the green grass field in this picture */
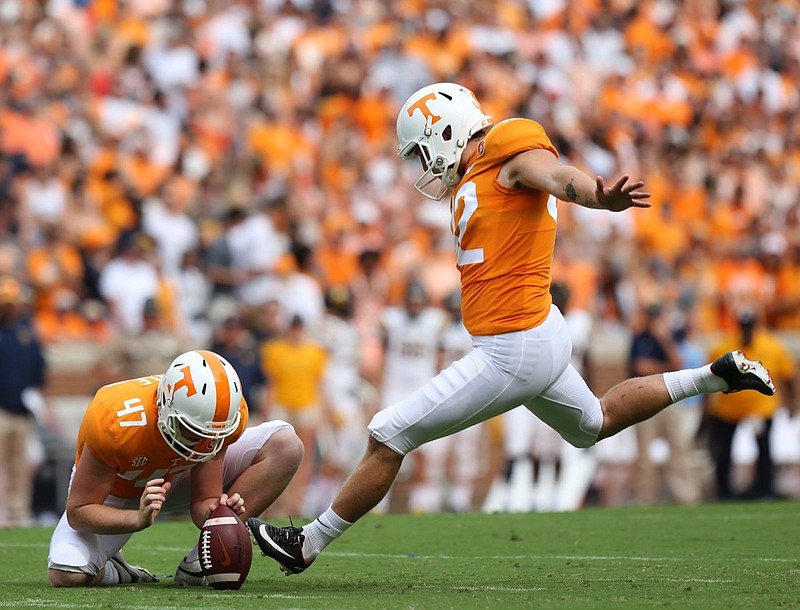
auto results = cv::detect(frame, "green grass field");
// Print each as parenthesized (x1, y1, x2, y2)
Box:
(1, 502, 798, 609)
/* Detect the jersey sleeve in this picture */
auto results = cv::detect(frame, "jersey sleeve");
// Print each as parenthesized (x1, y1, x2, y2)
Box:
(79, 391, 121, 470)
(486, 118, 558, 163)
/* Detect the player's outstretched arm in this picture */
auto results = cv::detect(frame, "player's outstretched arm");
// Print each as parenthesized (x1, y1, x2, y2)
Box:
(499, 148, 650, 212)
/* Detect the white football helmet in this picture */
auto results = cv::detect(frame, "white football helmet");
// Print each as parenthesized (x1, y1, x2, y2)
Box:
(156, 350, 243, 463)
(396, 82, 492, 200)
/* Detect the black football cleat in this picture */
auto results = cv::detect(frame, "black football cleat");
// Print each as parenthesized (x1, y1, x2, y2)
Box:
(247, 518, 314, 575)
(711, 350, 775, 396)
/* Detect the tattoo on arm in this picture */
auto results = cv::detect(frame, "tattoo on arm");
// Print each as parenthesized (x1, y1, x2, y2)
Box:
(563, 178, 600, 208)
(564, 180, 578, 202)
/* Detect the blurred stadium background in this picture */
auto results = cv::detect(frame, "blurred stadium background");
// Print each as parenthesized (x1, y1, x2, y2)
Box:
(2, 0, 800, 524)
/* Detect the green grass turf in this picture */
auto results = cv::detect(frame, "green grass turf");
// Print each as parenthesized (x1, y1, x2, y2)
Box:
(0, 501, 798, 609)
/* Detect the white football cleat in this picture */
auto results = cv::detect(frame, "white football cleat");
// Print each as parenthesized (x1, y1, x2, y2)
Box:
(174, 556, 208, 587)
(108, 552, 158, 584)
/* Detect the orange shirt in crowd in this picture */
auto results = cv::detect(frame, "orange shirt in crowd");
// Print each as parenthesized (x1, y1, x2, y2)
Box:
(261, 338, 327, 411)
(25, 242, 85, 312)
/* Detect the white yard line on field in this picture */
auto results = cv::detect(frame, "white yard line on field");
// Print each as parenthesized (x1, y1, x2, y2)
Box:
(0, 541, 796, 564)
(323, 550, 799, 563)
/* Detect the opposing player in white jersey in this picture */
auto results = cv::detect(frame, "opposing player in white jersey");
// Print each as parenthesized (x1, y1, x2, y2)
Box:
(498, 282, 598, 512)
(379, 281, 447, 407)
(435, 290, 487, 512)
(379, 280, 447, 512)
(307, 286, 371, 513)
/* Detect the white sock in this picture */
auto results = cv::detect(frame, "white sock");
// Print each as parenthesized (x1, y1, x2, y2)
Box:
(663, 364, 727, 402)
(185, 544, 199, 563)
(302, 506, 353, 560)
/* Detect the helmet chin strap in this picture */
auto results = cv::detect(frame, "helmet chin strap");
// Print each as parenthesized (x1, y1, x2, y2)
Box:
(441, 138, 469, 188)
(423, 115, 433, 137)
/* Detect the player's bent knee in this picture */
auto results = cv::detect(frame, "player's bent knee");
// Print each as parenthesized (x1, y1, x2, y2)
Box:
(367, 435, 405, 462)
(560, 426, 600, 449)
(264, 427, 304, 471)
(567, 436, 596, 450)
(49, 568, 94, 588)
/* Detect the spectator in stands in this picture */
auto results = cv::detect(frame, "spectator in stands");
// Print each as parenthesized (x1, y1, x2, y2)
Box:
(94, 297, 187, 386)
(25, 221, 85, 318)
(0, 277, 50, 527)
(4, 0, 800, 514)
(172, 248, 213, 347)
(97, 232, 160, 336)
(142, 179, 200, 280)
(278, 243, 325, 327)
(203, 207, 248, 311)
(630, 302, 705, 505)
(19, 163, 68, 242)
(210, 313, 267, 419)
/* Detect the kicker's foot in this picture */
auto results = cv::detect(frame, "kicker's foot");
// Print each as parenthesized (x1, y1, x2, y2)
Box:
(247, 518, 314, 575)
(711, 350, 775, 396)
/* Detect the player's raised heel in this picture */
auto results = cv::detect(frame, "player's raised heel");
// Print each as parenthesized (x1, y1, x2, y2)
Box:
(711, 350, 775, 396)
(246, 517, 314, 575)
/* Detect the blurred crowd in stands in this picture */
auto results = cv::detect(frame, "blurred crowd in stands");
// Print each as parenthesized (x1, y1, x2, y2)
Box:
(2, 0, 800, 524)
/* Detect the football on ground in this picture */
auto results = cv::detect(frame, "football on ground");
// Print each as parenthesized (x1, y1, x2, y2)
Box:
(199, 504, 252, 590)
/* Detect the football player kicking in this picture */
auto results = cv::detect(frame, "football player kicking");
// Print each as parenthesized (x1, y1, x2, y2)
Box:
(47, 349, 303, 587)
(247, 82, 776, 575)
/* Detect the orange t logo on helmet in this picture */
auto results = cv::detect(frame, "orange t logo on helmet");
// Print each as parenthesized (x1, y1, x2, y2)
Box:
(406, 93, 441, 124)
(173, 365, 198, 397)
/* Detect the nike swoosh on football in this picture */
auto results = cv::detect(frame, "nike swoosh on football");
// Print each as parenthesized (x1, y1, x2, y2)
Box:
(259, 525, 295, 559)
(218, 534, 232, 567)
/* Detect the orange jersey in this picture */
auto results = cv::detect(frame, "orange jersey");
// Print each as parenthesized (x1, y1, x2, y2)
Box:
(76, 376, 248, 499)
(452, 118, 559, 336)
